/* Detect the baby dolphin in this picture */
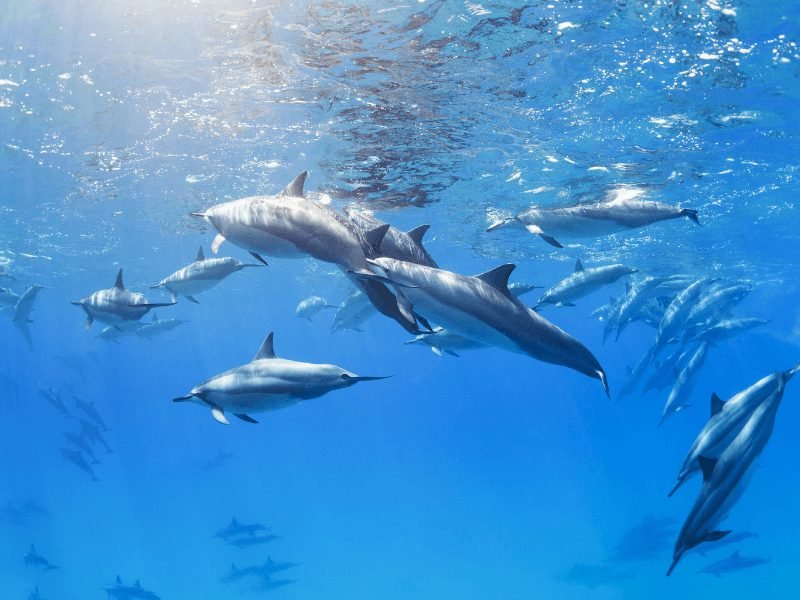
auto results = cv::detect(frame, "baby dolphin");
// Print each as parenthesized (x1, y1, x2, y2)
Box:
(360, 259, 609, 394)
(72, 269, 175, 330)
(174, 331, 389, 425)
(487, 187, 700, 247)
(535, 259, 637, 309)
(295, 295, 338, 321)
(699, 550, 769, 577)
(23, 545, 58, 571)
(151, 246, 261, 303)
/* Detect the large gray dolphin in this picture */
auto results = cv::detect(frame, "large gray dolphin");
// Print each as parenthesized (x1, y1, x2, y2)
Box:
(535, 259, 637, 309)
(191, 172, 420, 333)
(667, 374, 788, 575)
(174, 332, 389, 425)
(151, 246, 261, 303)
(13, 285, 43, 350)
(345, 208, 438, 267)
(359, 258, 609, 394)
(487, 187, 700, 247)
(71, 269, 175, 330)
(660, 342, 708, 424)
(669, 362, 799, 496)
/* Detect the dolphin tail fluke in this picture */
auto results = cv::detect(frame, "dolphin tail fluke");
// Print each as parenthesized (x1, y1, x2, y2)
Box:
(681, 208, 700, 225)
(234, 413, 258, 424)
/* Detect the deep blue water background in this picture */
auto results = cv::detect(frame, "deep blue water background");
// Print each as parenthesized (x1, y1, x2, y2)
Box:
(2, 0, 800, 598)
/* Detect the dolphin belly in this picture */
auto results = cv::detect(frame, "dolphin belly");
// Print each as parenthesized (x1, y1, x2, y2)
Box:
(203, 390, 301, 413)
(220, 221, 306, 258)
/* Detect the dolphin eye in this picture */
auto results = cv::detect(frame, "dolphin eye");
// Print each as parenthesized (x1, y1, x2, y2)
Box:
(340, 374, 352, 381)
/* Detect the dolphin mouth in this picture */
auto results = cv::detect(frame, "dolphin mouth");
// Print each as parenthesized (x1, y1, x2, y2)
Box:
(342, 374, 392, 383)
(190, 211, 207, 218)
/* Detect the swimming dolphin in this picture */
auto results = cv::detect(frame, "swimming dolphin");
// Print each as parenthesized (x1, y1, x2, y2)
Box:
(213, 517, 268, 540)
(174, 331, 389, 425)
(535, 259, 637, 309)
(669, 362, 799, 496)
(13, 285, 44, 350)
(73, 395, 109, 432)
(23, 545, 58, 571)
(699, 550, 769, 577)
(487, 187, 700, 247)
(59, 447, 99, 481)
(72, 269, 175, 330)
(65, 431, 102, 465)
(27, 586, 45, 600)
(228, 533, 281, 548)
(133, 312, 188, 340)
(191, 171, 421, 333)
(38, 386, 71, 417)
(643, 344, 693, 393)
(652, 278, 708, 358)
(151, 246, 261, 303)
(614, 276, 666, 341)
(683, 283, 752, 340)
(692, 318, 769, 344)
(667, 378, 787, 575)
(660, 342, 708, 424)
(331, 289, 375, 333)
(345, 208, 438, 267)
(295, 295, 338, 321)
(611, 515, 676, 561)
(358, 258, 609, 394)
(103, 576, 161, 600)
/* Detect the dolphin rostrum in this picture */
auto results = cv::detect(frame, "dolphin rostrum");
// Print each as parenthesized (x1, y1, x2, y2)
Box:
(151, 246, 261, 303)
(359, 258, 609, 394)
(487, 187, 700, 247)
(174, 331, 389, 425)
(72, 269, 175, 330)
(535, 259, 637, 309)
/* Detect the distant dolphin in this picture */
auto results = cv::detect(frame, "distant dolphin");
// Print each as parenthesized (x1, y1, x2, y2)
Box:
(38, 386, 70, 417)
(23, 545, 58, 571)
(535, 259, 637, 309)
(359, 258, 609, 394)
(72, 269, 175, 330)
(73, 395, 110, 432)
(614, 276, 666, 341)
(345, 208, 438, 267)
(192, 171, 421, 333)
(214, 517, 268, 540)
(683, 283, 751, 340)
(13, 285, 43, 350)
(667, 375, 788, 575)
(65, 431, 102, 465)
(331, 289, 375, 333)
(59, 447, 99, 481)
(103, 576, 161, 600)
(487, 187, 700, 247)
(295, 295, 338, 321)
(133, 312, 188, 340)
(151, 246, 261, 303)
(669, 362, 799, 496)
(699, 550, 769, 577)
(228, 533, 281, 548)
(174, 331, 389, 424)
(660, 342, 708, 424)
(692, 318, 769, 344)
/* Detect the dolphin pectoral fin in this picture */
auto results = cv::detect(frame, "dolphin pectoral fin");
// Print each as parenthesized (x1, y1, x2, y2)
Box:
(431, 346, 443, 357)
(249, 252, 269, 266)
(697, 456, 718, 481)
(170, 292, 178, 303)
(211, 407, 230, 425)
(539, 234, 563, 248)
(211, 233, 226, 254)
(85, 316, 93, 330)
(185, 295, 200, 304)
(234, 413, 259, 424)
(415, 313, 434, 333)
(444, 349, 460, 357)
(395, 294, 416, 325)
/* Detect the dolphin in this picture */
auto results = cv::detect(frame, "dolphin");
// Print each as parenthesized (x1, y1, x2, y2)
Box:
(103, 576, 161, 600)
(618, 347, 656, 398)
(345, 208, 438, 267)
(228, 533, 281, 548)
(359, 258, 609, 394)
(614, 276, 666, 341)
(38, 386, 71, 417)
(487, 187, 700, 247)
(699, 550, 769, 577)
(65, 431, 102, 465)
(683, 283, 752, 340)
(295, 295, 338, 321)
(652, 278, 708, 358)
(660, 342, 708, 424)
(96, 324, 139, 342)
(611, 515, 676, 561)
(59, 447, 99, 481)
(643, 344, 693, 394)
(151, 246, 261, 303)
(220, 563, 259, 584)
(535, 259, 637, 309)
(331, 289, 375, 333)
(73, 395, 110, 432)
(0, 264, 15, 282)
(191, 171, 421, 333)
(23, 545, 58, 571)
(669, 362, 799, 496)
(28, 586, 45, 600)
(72, 269, 175, 330)
(213, 517, 268, 540)
(667, 379, 787, 575)
(693, 531, 758, 556)
(174, 331, 389, 425)
(692, 318, 769, 344)
(253, 556, 299, 576)
(0, 285, 20, 308)
(13, 285, 44, 350)
(75, 417, 113, 453)
(133, 312, 188, 340)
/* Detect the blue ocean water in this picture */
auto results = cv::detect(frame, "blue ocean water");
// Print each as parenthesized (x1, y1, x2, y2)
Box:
(1, 0, 800, 597)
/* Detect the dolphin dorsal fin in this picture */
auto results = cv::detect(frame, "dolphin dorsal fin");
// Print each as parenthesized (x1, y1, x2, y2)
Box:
(280, 171, 308, 197)
(254, 332, 277, 360)
(732, 550, 740, 558)
(365, 224, 390, 256)
(196, 246, 205, 262)
(406, 224, 430, 246)
(698, 456, 718, 481)
(475, 264, 516, 297)
(231, 517, 239, 525)
(135, 580, 142, 588)
(116, 576, 122, 584)
(114, 269, 124, 290)
(574, 259, 584, 272)
(710, 392, 725, 417)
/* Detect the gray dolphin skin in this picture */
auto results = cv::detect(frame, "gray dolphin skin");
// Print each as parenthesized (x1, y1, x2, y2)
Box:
(151, 246, 261, 303)
(331, 289, 375, 332)
(669, 363, 800, 497)
(38, 386, 70, 417)
(74, 395, 109, 432)
(103, 576, 161, 600)
(214, 517, 268, 540)
(60, 446, 99, 481)
(77, 417, 113, 453)
(667, 373, 788, 575)
(345, 208, 438, 267)
(23, 545, 58, 571)
(683, 283, 751, 340)
(693, 318, 769, 344)
(192, 171, 420, 333)
(229, 533, 281, 548)
(295, 295, 338, 321)
(174, 332, 389, 425)
(693, 531, 758, 556)
(361, 258, 609, 394)
(13, 284, 43, 350)
(27, 586, 44, 600)
(487, 187, 700, 247)
(652, 278, 708, 358)
(65, 431, 101, 465)
(72, 269, 175, 330)
(660, 342, 708, 424)
(535, 259, 637, 309)
(133, 312, 188, 340)
(614, 276, 665, 340)
(699, 550, 769, 577)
